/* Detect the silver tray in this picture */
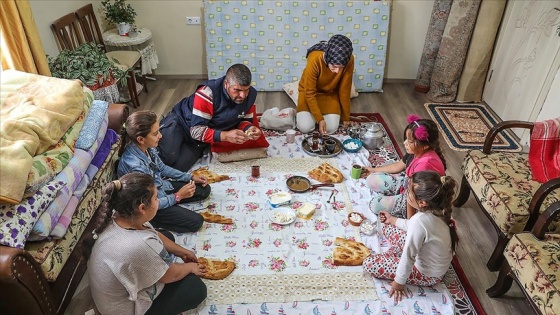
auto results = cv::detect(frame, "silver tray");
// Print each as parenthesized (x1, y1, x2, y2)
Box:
(301, 136, 343, 158)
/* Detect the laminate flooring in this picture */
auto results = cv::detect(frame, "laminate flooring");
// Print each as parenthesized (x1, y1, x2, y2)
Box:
(65, 79, 530, 315)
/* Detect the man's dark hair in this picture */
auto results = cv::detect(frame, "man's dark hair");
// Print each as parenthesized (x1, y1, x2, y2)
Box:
(225, 63, 252, 86)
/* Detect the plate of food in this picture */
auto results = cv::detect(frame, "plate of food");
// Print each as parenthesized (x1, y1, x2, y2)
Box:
(269, 207, 297, 225)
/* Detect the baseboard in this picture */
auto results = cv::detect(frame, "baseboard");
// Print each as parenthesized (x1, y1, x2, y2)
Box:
(152, 74, 209, 80)
(150, 75, 412, 84)
(383, 78, 414, 84)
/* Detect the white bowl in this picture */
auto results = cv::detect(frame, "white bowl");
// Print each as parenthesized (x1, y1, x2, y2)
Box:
(269, 191, 292, 207)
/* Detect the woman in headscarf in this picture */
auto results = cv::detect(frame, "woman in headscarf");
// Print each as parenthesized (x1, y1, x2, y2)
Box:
(296, 34, 354, 134)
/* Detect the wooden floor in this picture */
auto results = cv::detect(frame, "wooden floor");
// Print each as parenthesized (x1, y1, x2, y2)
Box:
(65, 79, 530, 315)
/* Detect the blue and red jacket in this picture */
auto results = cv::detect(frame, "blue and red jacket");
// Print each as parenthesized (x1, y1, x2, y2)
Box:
(170, 76, 257, 143)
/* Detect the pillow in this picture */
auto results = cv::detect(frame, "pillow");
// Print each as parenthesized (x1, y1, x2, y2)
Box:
(211, 133, 270, 153)
(0, 181, 65, 249)
(282, 80, 359, 105)
(213, 147, 268, 163)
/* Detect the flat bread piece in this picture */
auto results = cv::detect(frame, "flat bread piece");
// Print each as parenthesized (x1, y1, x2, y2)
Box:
(198, 257, 235, 280)
(201, 211, 233, 224)
(191, 167, 230, 184)
(332, 237, 370, 266)
(308, 162, 344, 183)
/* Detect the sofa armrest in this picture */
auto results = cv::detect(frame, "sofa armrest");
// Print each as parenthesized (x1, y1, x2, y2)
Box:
(483, 120, 533, 154)
(0, 246, 56, 315)
(525, 177, 560, 230)
(532, 201, 560, 239)
(107, 103, 130, 134)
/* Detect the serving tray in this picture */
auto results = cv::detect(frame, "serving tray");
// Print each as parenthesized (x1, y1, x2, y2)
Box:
(301, 136, 343, 158)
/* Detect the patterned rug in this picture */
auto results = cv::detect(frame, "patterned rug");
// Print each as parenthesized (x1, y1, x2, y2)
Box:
(425, 103, 522, 152)
(181, 113, 485, 315)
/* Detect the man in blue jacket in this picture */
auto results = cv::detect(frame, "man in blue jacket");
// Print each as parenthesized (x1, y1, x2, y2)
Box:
(158, 64, 262, 171)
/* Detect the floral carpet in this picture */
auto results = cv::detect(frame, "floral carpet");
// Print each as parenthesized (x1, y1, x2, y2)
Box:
(176, 113, 484, 315)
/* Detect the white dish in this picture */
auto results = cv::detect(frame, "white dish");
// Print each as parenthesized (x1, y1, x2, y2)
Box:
(269, 191, 292, 207)
(269, 207, 296, 225)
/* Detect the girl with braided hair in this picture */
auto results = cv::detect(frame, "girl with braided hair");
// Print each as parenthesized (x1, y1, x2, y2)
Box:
(363, 170, 458, 303)
(83, 172, 207, 315)
(363, 114, 446, 219)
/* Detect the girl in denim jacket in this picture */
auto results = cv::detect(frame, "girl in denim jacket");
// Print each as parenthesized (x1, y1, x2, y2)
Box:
(118, 110, 211, 233)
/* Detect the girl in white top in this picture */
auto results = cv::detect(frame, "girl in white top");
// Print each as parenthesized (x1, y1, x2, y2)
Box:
(363, 170, 458, 303)
(83, 173, 207, 315)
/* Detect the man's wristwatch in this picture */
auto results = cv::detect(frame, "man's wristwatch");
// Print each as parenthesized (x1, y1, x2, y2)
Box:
(174, 193, 181, 203)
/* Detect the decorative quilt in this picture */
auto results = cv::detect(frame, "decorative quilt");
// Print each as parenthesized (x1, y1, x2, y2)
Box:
(204, 0, 390, 92)
(28, 114, 108, 241)
(0, 70, 90, 204)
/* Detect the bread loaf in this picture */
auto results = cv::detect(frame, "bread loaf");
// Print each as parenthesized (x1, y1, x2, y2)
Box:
(308, 162, 344, 183)
(198, 257, 235, 280)
(332, 237, 370, 266)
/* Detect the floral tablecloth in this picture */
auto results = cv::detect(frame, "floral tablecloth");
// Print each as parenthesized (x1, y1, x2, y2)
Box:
(178, 131, 456, 314)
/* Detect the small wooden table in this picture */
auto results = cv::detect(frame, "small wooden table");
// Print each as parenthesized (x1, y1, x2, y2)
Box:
(102, 28, 159, 76)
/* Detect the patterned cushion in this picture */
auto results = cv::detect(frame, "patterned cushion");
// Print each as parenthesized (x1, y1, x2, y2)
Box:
(462, 150, 560, 236)
(25, 137, 120, 281)
(505, 232, 560, 315)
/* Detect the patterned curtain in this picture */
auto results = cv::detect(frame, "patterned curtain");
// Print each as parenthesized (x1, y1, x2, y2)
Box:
(415, 0, 506, 103)
(0, 0, 50, 75)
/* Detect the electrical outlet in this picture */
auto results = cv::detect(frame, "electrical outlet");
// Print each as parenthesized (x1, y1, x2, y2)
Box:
(186, 17, 201, 25)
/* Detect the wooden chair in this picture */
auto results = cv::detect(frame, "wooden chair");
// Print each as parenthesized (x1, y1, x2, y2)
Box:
(486, 201, 560, 315)
(74, 3, 148, 108)
(50, 13, 85, 51)
(454, 120, 560, 271)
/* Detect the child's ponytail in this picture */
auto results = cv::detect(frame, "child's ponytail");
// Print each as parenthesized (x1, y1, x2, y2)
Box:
(82, 172, 155, 259)
(82, 181, 120, 259)
(410, 171, 458, 252)
(440, 175, 458, 253)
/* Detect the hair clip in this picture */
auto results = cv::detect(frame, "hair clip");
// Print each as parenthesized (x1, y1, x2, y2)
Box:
(112, 180, 122, 190)
(92, 229, 98, 240)
(407, 114, 422, 124)
(414, 125, 429, 142)
(440, 176, 446, 184)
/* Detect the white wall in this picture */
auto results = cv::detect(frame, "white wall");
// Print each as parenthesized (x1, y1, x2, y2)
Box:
(30, 0, 435, 79)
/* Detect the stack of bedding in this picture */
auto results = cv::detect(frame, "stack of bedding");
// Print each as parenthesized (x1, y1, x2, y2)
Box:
(0, 70, 119, 249)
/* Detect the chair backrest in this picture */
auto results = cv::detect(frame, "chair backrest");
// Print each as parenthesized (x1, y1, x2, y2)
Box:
(50, 13, 85, 52)
(75, 4, 107, 51)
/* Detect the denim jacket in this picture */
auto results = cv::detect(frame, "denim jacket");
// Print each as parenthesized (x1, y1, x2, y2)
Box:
(117, 144, 192, 209)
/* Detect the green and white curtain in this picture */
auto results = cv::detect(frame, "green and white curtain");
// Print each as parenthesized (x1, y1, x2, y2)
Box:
(204, 0, 390, 92)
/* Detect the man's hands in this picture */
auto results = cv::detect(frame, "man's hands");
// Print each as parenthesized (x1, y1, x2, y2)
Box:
(245, 125, 262, 140)
(222, 126, 262, 144)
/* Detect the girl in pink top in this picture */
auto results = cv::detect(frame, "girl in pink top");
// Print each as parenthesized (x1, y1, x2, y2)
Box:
(364, 115, 446, 219)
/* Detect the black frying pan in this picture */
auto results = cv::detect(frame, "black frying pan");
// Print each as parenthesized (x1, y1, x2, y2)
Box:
(286, 175, 334, 193)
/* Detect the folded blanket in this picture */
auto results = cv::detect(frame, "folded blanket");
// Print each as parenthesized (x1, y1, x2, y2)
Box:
(0, 70, 87, 204)
(29, 114, 108, 241)
(0, 181, 65, 249)
(75, 100, 110, 150)
(529, 117, 560, 183)
(50, 129, 118, 238)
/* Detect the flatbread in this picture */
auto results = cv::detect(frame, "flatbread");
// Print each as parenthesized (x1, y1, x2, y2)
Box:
(332, 237, 370, 266)
(308, 162, 344, 183)
(198, 257, 235, 280)
(191, 167, 230, 184)
(201, 211, 233, 224)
